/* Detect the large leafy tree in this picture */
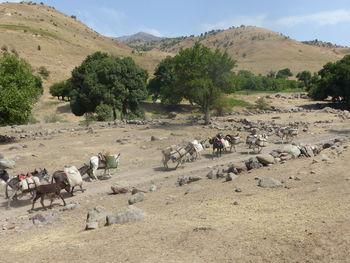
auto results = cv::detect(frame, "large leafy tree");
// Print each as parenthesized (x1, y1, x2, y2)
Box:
(276, 68, 293, 79)
(309, 55, 350, 106)
(149, 42, 236, 124)
(0, 52, 43, 125)
(70, 52, 148, 119)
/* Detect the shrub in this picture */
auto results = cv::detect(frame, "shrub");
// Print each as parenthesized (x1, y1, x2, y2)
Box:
(38, 66, 50, 79)
(254, 97, 271, 110)
(28, 115, 39, 124)
(213, 95, 232, 116)
(95, 103, 113, 121)
(1, 45, 7, 51)
(37, 45, 41, 51)
(80, 112, 95, 127)
(44, 114, 62, 123)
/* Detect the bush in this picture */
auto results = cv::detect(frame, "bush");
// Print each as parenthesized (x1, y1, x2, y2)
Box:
(44, 114, 62, 123)
(213, 95, 232, 116)
(1, 45, 8, 51)
(95, 103, 113, 121)
(254, 97, 271, 110)
(80, 112, 95, 127)
(38, 66, 50, 79)
(27, 115, 39, 124)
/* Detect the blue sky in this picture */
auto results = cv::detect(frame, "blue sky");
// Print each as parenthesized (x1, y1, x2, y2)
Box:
(3, 0, 350, 46)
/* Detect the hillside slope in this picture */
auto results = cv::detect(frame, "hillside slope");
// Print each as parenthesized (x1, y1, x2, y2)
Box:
(0, 2, 169, 121)
(115, 32, 164, 43)
(127, 26, 350, 75)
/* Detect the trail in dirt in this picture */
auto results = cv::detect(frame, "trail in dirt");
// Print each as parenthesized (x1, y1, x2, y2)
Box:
(0, 129, 346, 220)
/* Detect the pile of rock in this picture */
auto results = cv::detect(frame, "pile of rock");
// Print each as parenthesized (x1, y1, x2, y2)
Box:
(0, 153, 16, 169)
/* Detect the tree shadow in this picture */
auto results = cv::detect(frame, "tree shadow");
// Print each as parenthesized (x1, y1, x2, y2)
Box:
(56, 104, 72, 114)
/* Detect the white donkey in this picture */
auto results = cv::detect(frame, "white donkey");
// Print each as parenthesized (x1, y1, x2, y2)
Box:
(89, 153, 121, 180)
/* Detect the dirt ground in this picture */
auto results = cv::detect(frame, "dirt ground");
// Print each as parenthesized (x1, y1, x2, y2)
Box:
(0, 95, 349, 263)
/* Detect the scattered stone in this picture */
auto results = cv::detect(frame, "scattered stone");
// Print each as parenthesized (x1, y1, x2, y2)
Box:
(256, 154, 275, 165)
(149, 185, 157, 192)
(310, 171, 316, 174)
(29, 211, 61, 227)
(128, 192, 145, 205)
(177, 175, 202, 186)
(106, 205, 146, 226)
(225, 173, 237, 182)
(131, 188, 147, 195)
(185, 184, 203, 195)
(258, 178, 283, 188)
(193, 226, 214, 231)
(59, 202, 79, 211)
(111, 183, 129, 194)
(232, 201, 239, 205)
(234, 187, 242, 193)
(245, 157, 263, 170)
(0, 158, 15, 169)
(85, 206, 108, 230)
(321, 154, 330, 161)
(282, 144, 301, 158)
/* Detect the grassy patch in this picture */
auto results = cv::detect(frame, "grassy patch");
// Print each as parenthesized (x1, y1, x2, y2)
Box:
(228, 98, 251, 107)
(0, 24, 60, 39)
(235, 88, 304, 95)
(44, 114, 66, 123)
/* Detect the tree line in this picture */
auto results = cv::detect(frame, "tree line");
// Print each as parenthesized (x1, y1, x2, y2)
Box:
(1, 43, 349, 126)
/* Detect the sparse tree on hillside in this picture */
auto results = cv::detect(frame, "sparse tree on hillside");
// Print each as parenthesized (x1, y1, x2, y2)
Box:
(69, 52, 148, 119)
(0, 52, 43, 125)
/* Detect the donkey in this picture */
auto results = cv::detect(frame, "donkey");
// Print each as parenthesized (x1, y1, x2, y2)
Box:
(224, 134, 241, 152)
(6, 169, 50, 208)
(89, 153, 121, 180)
(51, 164, 90, 196)
(209, 137, 225, 158)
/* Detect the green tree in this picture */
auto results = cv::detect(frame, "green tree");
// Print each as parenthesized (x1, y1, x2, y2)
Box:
(150, 42, 236, 124)
(296, 70, 312, 89)
(0, 52, 42, 125)
(49, 80, 71, 100)
(276, 68, 293, 79)
(309, 55, 350, 105)
(69, 52, 148, 119)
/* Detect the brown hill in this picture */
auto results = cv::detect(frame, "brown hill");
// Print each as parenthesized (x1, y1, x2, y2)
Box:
(127, 26, 350, 75)
(0, 2, 169, 121)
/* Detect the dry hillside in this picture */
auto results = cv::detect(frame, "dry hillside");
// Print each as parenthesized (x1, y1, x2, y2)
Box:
(0, 2, 170, 120)
(128, 26, 350, 75)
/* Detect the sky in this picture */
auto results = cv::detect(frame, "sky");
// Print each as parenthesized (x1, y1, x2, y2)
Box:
(2, 0, 350, 46)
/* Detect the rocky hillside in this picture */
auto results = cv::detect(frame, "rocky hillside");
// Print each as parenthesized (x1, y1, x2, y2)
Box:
(124, 26, 350, 75)
(115, 32, 164, 43)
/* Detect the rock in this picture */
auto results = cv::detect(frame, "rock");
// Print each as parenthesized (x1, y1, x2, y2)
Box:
(0, 152, 4, 159)
(0, 158, 15, 169)
(128, 192, 145, 205)
(170, 132, 185, 137)
(207, 169, 218, 179)
(185, 184, 203, 194)
(193, 226, 214, 231)
(282, 145, 301, 158)
(85, 206, 108, 230)
(106, 205, 146, 226)
(59, 202, 79, 211)
(256, 154, 275, 165)
(8, 144, 23, 150)
(131, 188, 147, 195)
(258, 178, 283, 188)
(111, 183, 129, 194)
(321, 154, 330, 161)
(226, 173, 237, 182)
(234, 163, 248, 173)
(149, 185, 157, 192)
(29, 211, 61, 226)
(323, 141, 335, 149)
(151, 136, 160, 141)
(269, 151, 279, 158)
(234, 187, 242, 192)
(245, 157, 263, 170)
(232, 201, 239, 205)
(178, 176, 202, 186)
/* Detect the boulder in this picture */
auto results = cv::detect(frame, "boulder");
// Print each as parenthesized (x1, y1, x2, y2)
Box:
(111, 183, 129, 194)
(256, 154, 275, 165)
(258, 178, 283, 188)
(128, 192, 145, 205)
(245, 157, 263, 170)
(0, 158, 15, 169)
(178, 176, 202, 186)
(0, 152, 4, 159)
(106, 205, 146, 226)
(225, 173, 238, 182)
(282, 145, 301, 158)
(207, 169, 218, 179)
(149, 185, 157, 192)
(85, 206, 108, 230)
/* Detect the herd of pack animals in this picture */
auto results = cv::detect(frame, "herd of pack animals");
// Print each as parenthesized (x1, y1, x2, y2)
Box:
(0, 126, 298, 211)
